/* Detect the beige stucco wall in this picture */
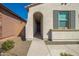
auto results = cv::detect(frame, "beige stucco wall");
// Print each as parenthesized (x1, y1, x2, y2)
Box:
(26, 3, 79, 40)
(26, 12, 33, 40)
(51, 31, 79, 41)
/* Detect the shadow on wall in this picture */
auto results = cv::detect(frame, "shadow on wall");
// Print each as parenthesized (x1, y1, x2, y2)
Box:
(47, 30, 52, 41)
(1, 11, 19, 20)
(19, 27, 26, 41)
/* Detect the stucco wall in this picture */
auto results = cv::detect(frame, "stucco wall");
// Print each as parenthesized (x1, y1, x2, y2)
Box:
(26, 12, 33, 40)
(26, 3, 79, 40)
(0, 13, 2, 38)
(51, 31, 79, 41)
(0, 9, 26, 39)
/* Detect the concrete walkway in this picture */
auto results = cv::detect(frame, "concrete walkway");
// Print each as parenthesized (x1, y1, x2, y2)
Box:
(27, 39, 50, 56)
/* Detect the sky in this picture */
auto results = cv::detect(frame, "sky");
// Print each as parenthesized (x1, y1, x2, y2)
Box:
(3, 3, 31, 20)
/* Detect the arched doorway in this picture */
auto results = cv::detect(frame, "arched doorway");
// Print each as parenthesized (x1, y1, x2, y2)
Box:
(33, 12, 43, 39)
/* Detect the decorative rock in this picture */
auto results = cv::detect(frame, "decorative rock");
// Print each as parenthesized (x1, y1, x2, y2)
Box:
(1, 52, 11, 56)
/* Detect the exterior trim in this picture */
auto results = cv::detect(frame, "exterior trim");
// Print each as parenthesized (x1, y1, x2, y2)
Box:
(25, 3, 43, 10)
(50, 29, 79, 32)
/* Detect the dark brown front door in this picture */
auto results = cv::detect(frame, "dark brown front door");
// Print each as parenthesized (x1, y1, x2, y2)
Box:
(33, 12, 43, 38)
(36, 21, 41, 34)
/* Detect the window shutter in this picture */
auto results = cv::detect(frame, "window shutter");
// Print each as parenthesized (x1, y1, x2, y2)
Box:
(70, 11, 75, 29)
(53, 10, 58, 29)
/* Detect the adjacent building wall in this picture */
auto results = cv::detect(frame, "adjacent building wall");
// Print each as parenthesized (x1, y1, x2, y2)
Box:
(0, 12, 2, 38)
(0, 8, 26, 39)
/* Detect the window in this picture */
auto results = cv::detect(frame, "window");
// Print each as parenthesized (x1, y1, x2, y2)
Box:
(2, 10, 9, 15)
(58, 11, 69, 29)
(53, 10, 75, 29)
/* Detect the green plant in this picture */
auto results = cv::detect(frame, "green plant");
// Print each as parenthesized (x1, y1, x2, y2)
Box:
(1, 40, 15, 51)
(60, 52, 73, 56)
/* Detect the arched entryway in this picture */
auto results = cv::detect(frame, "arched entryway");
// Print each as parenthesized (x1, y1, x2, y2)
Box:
(33, 12, 43, 39)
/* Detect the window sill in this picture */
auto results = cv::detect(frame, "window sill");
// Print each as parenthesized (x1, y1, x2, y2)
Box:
(50, 29, 79, 32)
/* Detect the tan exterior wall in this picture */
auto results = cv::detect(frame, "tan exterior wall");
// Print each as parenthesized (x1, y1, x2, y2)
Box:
(0, 8, 26, 39)
(26, 12, 33, 40)
(51, 30, 79, 41)
(26, 3, 79, 40)
(0, 13, 2, 38)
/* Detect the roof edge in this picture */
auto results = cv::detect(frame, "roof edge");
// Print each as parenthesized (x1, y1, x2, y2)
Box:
(0, 3, 27, 22)
(25, 3, 43, 10)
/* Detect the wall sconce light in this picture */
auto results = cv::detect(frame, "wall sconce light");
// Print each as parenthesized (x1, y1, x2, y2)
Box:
(61, 3, 67, 5)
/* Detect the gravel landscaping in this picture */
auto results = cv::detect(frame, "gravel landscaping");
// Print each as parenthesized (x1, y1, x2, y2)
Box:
(45, 40, 79, 56)
(0, 37, 32, 56)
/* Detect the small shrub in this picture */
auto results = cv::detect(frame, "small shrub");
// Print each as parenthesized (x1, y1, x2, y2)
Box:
(60, 52, 73, 56)
(1, 40, 15, 51)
